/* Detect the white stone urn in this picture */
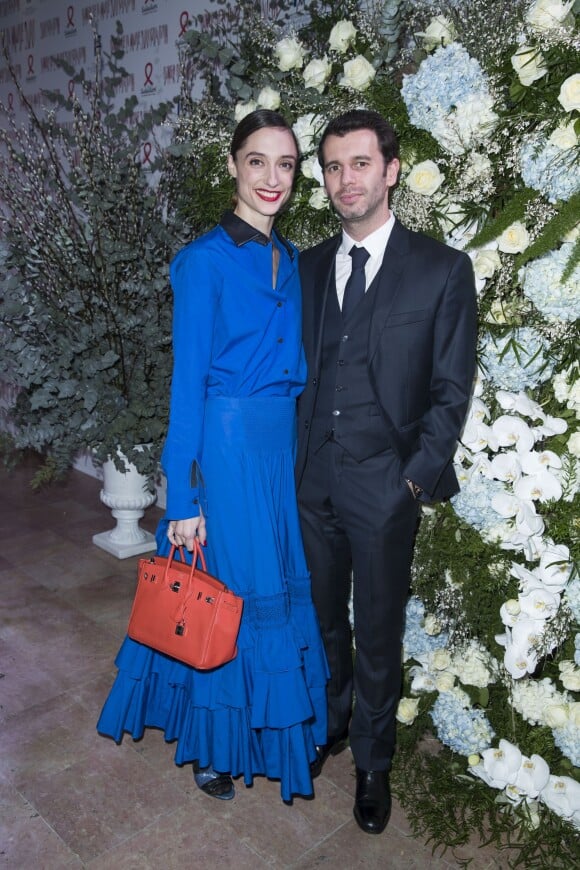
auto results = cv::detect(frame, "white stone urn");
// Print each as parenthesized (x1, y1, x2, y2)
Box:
(92, 450, 157, 559)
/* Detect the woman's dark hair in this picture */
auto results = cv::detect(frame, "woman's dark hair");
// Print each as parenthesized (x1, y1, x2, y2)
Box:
(317, 109, 399, 169)
(230, 109, 299, 160)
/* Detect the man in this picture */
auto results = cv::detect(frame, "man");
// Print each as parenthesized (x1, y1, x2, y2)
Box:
(297, 110, 477, 835)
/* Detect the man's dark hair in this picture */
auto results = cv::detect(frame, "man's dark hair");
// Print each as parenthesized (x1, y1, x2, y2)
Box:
(317, 110, 399, 169)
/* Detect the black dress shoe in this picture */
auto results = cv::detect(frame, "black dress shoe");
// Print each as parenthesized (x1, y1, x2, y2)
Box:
(310, 730, 349, 778)
(353, 768, 391, 835)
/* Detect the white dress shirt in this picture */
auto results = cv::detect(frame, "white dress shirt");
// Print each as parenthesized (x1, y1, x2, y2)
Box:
(335, 213, 396, 310)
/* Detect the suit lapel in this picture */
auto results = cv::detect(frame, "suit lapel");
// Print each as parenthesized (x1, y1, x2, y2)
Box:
(309, 237, 340, 374)
(368, 220, 411, 364)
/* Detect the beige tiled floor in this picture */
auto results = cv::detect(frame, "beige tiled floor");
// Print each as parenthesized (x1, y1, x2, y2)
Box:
(0, 462, 509, 868)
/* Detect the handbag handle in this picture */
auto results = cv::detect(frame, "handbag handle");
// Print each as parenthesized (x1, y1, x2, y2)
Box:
(164, 542, 207, 584)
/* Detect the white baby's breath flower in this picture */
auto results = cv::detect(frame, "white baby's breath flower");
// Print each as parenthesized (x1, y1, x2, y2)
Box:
(339, 55, 376, 91)
(497, 221, 530, 254)
(328, 19, 357, 53)
(406, 160, 444, 196)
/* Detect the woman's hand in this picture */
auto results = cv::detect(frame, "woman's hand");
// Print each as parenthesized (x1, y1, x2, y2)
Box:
(167, 509, 207, 550)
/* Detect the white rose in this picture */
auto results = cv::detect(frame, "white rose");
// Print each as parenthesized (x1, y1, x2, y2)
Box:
(339, 55, 376, 92)
(511, 45, 548, 86)
(431, 648, 452, 670)
(421, 16, 457, 52)
(549, 121, 578, 149)
(396, 697, 420, 725)
(473, 248, 501, 280)
(558, 73, 580, 112)
(497, 221, 530, 254)
(563, 222, 580, 242)
(303, 56, 332, 93)
(567, 431, 580, 457)
(406, 160, 444, 196)
(526, 0, 575, 30)
(234, 100, 258, 122)
(544, 703, 570, 728)
(328, 19, 357, 53)
(424, 614, 442, 636)
(435, 671, 456, 692)
(274, 36, 305, 72)
(561, 669, 580, 692)
(292, 113, 325, 155)
(309, 186, 329, 210)
(257, 86, 280, 111)
(301, 155, 323, 184)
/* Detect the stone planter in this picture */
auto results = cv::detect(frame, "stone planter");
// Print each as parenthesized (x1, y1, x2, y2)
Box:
(92, 451, 157, 559)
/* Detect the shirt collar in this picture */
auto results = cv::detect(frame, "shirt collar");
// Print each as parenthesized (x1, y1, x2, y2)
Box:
(339, 212, 396, 260)
(220, 210, 294, 260)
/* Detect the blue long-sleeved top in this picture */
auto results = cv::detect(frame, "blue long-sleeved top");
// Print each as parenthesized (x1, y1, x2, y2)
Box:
(162, 211, 306, 519)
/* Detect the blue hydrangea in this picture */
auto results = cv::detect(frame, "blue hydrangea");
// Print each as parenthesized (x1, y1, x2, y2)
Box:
(520, 135, 580, 203)
(451, 472, 506, 534)
(403, 596, 449, 662)
(575, 633, 580, 668)
(430, 690, 495, 755)
(401, 44, 493, 152)
(553, 722, 580, 766)
(563, 578, 580, 622)
(521, 243, 580, 322)
(479, 328, 554, 391)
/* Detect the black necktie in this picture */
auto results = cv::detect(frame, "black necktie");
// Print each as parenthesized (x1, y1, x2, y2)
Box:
(342, 246, 370, 320)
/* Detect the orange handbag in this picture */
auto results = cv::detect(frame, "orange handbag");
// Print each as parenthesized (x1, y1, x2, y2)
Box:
(127, 543, 243, 670)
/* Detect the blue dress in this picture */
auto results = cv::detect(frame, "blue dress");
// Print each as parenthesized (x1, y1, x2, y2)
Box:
(97, 212, 329, 801)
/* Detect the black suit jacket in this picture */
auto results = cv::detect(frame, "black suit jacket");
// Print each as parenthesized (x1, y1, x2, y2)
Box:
(296, 219, 478, 502)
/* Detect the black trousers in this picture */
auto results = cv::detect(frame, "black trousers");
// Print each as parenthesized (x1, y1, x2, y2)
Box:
(298, 438, 420, 772)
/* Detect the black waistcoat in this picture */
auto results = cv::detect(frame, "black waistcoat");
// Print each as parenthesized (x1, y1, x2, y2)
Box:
(310, 275, 391, 461)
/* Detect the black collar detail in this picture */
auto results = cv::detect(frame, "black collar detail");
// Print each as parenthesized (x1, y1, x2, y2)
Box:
(220, 210, 294, 260)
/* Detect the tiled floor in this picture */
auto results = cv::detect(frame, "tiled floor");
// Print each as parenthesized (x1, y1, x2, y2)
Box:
(0, 461, 509, 868)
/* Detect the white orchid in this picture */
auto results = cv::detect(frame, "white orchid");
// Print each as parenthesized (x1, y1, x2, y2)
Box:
(538, 543, 572, 590)
(514, 754, 550, 798)
(518, 584, 560, 621)
(521, 450, 562, 474)
(490, 453, 522, 482)
(480, 740, 523, 787)
(495, 391, 544, 419)
(513, 468, 563, 503)
(540, 776, 580, 826)
(500, 598, 521, 627)
(461, 420, 498, 452)
(492, 416, 535, 453)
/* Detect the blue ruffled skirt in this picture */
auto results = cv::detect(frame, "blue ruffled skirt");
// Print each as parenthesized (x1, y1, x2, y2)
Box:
(97, 396, 329, 801)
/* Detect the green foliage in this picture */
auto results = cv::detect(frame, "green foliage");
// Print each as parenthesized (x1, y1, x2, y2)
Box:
(466, 189, 537, 250)
(514, 192, 580, 274)
(391, 737, 580, 869)
(0, 28, 179, 482)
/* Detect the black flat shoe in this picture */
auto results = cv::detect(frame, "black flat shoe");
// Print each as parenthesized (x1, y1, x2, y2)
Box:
(310, 730, 349, 779)
(353, 768, 391, 835)
(193, 763, 235, 800)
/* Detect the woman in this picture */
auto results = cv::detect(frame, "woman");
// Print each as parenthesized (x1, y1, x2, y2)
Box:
(97, 110, 329, 803)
